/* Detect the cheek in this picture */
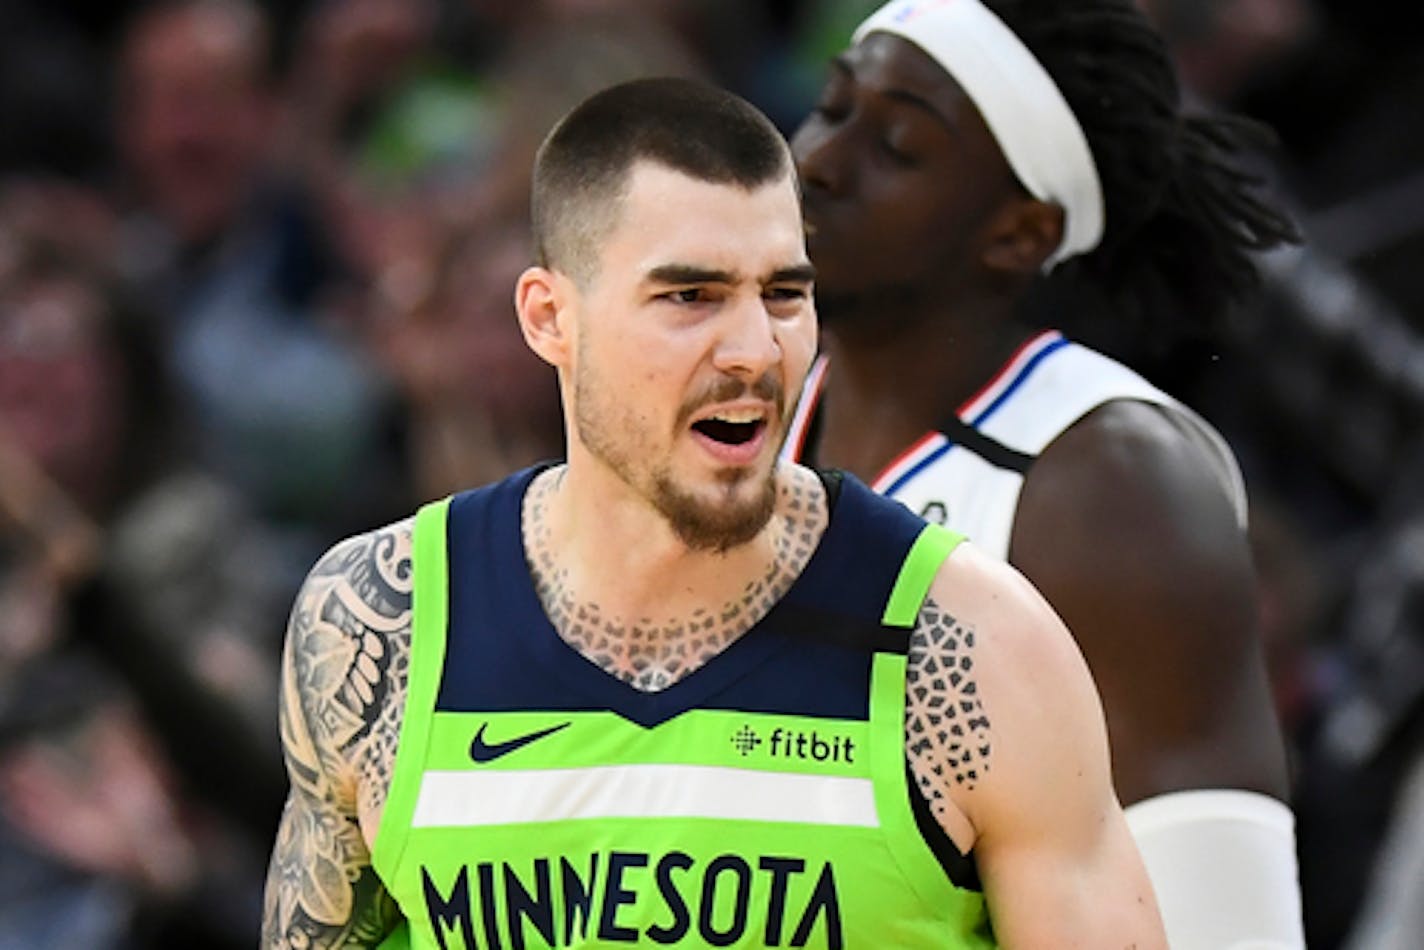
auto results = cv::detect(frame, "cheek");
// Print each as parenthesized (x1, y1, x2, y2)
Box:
(871, 189, 954, 252)
(779, 318, 819, 374)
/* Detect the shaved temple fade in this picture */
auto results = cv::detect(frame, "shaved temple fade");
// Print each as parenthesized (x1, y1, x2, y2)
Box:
(531, 77, 794, 288)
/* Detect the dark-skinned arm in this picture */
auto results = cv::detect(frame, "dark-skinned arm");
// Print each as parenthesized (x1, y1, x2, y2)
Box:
(1010, 398, 1302, 947)
(1010, 399, 1287, 801)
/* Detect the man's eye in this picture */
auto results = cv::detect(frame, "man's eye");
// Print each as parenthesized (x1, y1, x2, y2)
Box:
(766, 287, 807, 302)
(812, 96, 849, 123)
(881, 138, 915, 164)
(812, 73, 853, 121)
(666, 288, 704, 304)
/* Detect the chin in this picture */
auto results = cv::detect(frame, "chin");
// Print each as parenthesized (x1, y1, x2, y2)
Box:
(653, 467, 777, 554)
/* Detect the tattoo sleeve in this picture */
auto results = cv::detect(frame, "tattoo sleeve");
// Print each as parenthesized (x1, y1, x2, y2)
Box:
(906, 597, 993, 819)
(262, 522, 413, 949)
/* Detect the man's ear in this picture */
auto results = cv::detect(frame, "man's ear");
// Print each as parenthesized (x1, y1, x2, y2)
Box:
(515, 266, 574, 368)
(980, 198, 1066, 275)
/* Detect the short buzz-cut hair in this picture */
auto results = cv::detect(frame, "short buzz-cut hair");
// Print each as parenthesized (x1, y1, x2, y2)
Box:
(531, 77, 794, 287)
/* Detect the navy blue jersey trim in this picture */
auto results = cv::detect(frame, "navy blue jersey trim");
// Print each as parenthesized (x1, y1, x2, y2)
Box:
(435, 467, 925, 727)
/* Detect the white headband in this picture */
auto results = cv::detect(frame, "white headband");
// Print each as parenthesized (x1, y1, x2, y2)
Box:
(853, 0, 1105, 268)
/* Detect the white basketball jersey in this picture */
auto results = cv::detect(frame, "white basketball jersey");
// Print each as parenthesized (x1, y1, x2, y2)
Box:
(784, 330, 1247, 560)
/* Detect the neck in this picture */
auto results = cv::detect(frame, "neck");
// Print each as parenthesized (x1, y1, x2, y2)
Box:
(814, 295, 1036, 483)
(523, 463, 828, 691)
(529, 462, 820, 623)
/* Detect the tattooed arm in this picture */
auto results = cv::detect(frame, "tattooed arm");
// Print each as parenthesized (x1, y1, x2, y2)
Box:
(262, 521, 414, 949)
(908, 543, 1166, 948)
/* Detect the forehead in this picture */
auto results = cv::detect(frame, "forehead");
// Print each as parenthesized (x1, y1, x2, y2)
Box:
(125, 6, 262, 83)
(836, 31, 982, 133)
(599, 162, 806, 277)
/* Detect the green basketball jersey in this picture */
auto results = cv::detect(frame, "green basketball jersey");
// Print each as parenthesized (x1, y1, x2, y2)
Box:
(371, 468, 996, 948)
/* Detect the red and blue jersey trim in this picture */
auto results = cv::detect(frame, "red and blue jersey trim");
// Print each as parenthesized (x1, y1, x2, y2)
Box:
(871, 330, 1066, 495)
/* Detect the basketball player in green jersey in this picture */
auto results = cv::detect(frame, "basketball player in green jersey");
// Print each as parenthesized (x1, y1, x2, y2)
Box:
(261, 77, 1165, 948)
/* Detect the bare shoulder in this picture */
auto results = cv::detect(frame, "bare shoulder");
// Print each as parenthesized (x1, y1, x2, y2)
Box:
(906, 542, 1105, 849)
(1011, 398, 1288, 801)
(282, 517, 416, 836)
(930, 542, 1090, 701)
(1016, 399, 1244, 558)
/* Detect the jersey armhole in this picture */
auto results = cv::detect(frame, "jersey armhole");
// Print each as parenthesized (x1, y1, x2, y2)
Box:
(872, 523, 985, 911)
(371, 498, 452, 884)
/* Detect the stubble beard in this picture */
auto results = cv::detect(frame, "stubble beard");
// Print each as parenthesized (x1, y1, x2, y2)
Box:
(574, 365, 783, 554)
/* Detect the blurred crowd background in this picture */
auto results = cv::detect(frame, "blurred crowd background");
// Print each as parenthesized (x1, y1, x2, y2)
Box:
(0, 0, 1421, 947)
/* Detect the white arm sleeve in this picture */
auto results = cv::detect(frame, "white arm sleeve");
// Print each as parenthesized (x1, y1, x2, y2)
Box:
(1125, 789, 1305, 949)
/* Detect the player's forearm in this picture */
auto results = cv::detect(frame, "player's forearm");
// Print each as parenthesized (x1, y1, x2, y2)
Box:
(978, 805, 1167, 950)
(993, 877, 1167, 947)
(262, 797, 399, 949)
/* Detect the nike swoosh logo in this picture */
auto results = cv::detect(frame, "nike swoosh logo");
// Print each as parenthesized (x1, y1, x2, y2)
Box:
(469, 721, 572, 763)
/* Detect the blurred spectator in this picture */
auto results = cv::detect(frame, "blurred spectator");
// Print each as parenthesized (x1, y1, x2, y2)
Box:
(0, 178, 284, 948)
(371, 217, 563, 499)
(283, 0, 495, 197)
(111, 0, 406, 583)
(1138, 0, 1319, 104)
(0, 2, 113, 182)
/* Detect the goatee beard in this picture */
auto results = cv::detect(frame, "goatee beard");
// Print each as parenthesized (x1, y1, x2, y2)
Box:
(651, 465, 777, 554)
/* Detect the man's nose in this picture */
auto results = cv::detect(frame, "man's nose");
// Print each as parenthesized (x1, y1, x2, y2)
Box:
(792, 122, 850, 197)
(712, 295, 782, 379)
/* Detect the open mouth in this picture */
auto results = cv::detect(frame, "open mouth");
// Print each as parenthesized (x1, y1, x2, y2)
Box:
(692, 417, 765, 446)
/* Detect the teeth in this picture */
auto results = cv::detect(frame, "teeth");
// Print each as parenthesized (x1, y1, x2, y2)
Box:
(708, 410, 764, 424)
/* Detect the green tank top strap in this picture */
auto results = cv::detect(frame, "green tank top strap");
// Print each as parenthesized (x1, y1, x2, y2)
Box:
(372, 496, 453, 883)
(882, 523, 965, 627)
(868, 522, 970, 918)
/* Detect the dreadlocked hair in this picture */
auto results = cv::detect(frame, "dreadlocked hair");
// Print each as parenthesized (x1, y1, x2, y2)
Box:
(984, 0, 1301, 359)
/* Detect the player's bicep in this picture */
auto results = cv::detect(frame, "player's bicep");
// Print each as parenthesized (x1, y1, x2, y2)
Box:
(1011, 401, 1287, 799)
(933, 548, 1165, 947)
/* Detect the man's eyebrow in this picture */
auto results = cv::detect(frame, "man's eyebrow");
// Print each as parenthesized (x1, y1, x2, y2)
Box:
(646, 264, 737, 285)
(828, 52, 958, 134)
(767, 263, 816, 285)
(645, 263, 815, 286)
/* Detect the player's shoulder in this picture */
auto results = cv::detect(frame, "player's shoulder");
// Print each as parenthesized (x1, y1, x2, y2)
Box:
(309, 516, 416, 590)
(1022, 396, 1246, 551)
(285, 516, 417, 662)
(922, 541, 1109, 826)
(1047, 396, 1237, 497)
(930, 541, 1082, 681)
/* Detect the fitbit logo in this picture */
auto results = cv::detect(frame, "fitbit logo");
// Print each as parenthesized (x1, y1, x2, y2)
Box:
(730, 725, 856, 764)
(731, 726, 762, 755)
